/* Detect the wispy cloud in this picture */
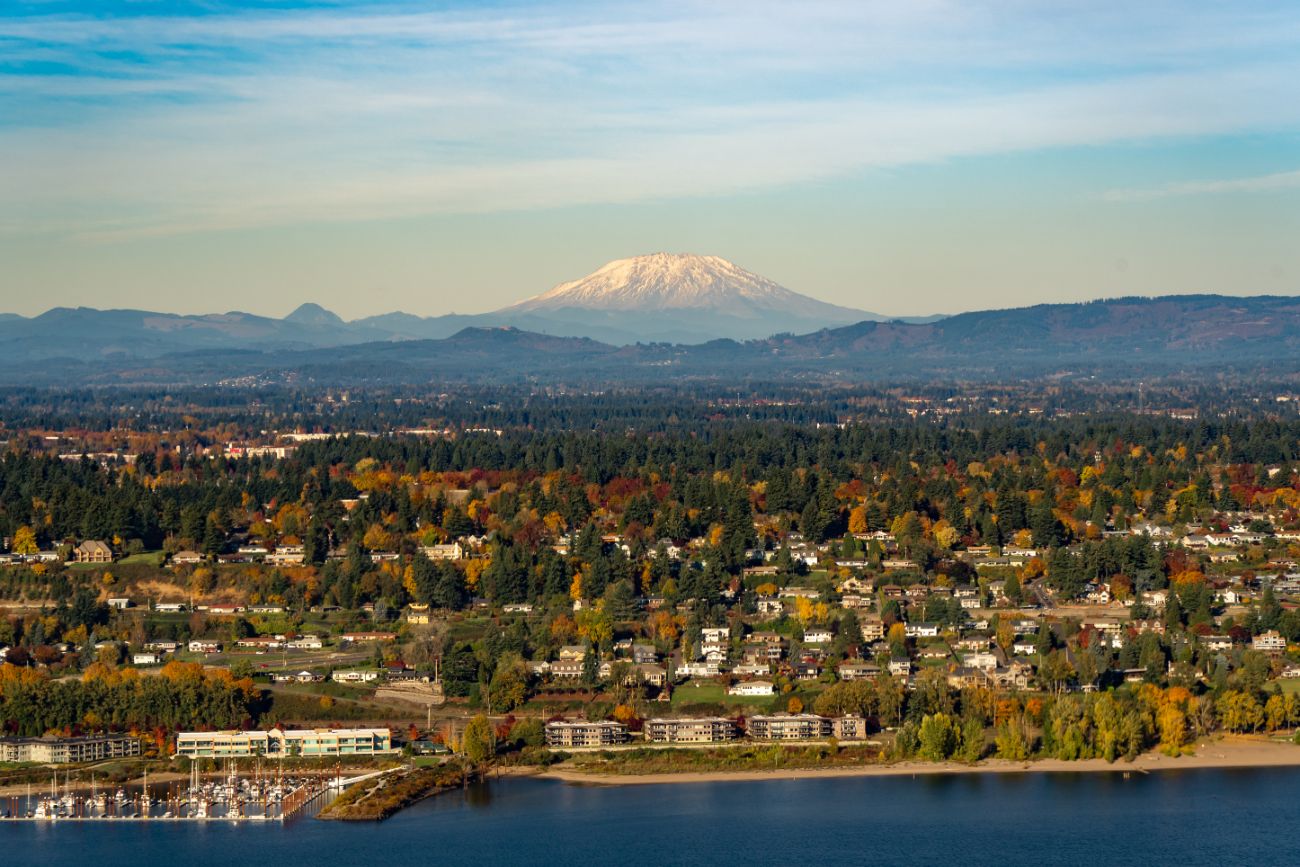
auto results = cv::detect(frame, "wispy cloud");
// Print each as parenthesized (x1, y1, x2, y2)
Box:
(3, 1, 1300, 238)
(1103, 169, 1300, 202)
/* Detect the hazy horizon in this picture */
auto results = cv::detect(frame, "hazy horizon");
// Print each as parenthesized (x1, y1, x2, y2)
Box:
(2, 271, 1298, 322)
(3, 1, 1298, 320)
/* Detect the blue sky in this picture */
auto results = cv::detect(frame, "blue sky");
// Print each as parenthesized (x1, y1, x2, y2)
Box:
(1, 0, 1298, 319)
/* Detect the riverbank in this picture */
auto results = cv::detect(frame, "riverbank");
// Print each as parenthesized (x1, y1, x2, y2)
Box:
(540, 736, 1300, 786)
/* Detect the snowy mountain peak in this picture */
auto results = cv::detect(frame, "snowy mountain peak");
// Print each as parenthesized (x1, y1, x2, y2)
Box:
(504, 253, 865, 319)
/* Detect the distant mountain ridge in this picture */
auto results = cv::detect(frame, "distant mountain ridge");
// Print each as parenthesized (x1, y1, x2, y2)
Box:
(4, 293, 1300, 385)
(0, 254, 900, 358)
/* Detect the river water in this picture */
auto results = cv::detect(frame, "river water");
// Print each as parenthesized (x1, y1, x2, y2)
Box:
(8, 769, 1299, 866)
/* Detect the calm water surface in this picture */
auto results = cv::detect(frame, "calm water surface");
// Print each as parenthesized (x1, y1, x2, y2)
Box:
(10, 769, 1300, 866)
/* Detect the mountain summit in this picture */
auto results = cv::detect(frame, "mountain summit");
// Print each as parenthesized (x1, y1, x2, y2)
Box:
(505, 253, 866, 322)
(284, 302, 345, 327)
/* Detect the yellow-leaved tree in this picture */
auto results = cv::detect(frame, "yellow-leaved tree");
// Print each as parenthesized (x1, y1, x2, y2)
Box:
(12, 525, 38, 555)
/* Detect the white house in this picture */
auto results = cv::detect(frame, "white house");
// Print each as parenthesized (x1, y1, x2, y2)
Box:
(1253, 631, 1287, 653)
(677, 661, 722, 679)
(332, 669, 382, 684)
(727, 680, 775, 696)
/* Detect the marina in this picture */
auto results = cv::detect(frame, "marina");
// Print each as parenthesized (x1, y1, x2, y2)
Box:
(0, 762, 357, 822)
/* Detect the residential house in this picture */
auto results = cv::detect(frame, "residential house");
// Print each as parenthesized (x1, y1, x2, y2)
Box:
(340, 632, 397, 644)
(332, 669, 382, 684)
(550, 660, 586, 679)
(860, 619, 885, 642)
(631, 644, 658, 664)
(420, 543, 463, 561)
(838, 661, 880, 681)
(728, 680, 775, 696)
(904, 622, 939, 639)
(1254, 630, 1287, 654)
(266, 548, 304, 566)
(74, 540, 113, 564)
(678, 661, 722, 679)
(947, 667, 992, 689)
(237, 636, 283, 651)
(888, 656, 911, 677)
(1203, 635, 1234, 651)
(793, 661, 821, 680)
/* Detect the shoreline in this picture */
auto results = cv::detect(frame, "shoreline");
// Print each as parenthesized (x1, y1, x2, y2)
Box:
(539, 736, 1300, 786)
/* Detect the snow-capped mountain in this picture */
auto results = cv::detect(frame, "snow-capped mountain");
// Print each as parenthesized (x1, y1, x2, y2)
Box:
(0, 255, 899, 362)
(504, 253, 868, 321)
(489, 252, 882, 342)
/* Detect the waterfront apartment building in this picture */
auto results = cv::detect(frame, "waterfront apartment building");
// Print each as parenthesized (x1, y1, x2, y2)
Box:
(544, 720, 630, 748)
(644, 717, 737, 744)
(174, 727, 393, 758)
(747, 714, 832, 740)
(0, 734, 140, 764)
(831, 715, 869, 740)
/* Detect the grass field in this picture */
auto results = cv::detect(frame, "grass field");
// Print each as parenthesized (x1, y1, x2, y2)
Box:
(670, 682, 778, 709)
(118, 551, 165, 566)
(1273, 678, 1300, 695)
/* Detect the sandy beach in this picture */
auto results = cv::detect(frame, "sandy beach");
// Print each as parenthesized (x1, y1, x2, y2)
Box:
(540, 736, 1300, 786)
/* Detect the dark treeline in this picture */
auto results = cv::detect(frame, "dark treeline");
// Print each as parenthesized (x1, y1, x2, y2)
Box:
(3, 414, 1300, 551)
(2, 377, 1298, 434)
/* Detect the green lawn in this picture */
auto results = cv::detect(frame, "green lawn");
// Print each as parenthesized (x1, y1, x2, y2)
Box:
(119, 551, 165, 566)
(670, 682, 776, 708)
(1273, 678, 1300, 695)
